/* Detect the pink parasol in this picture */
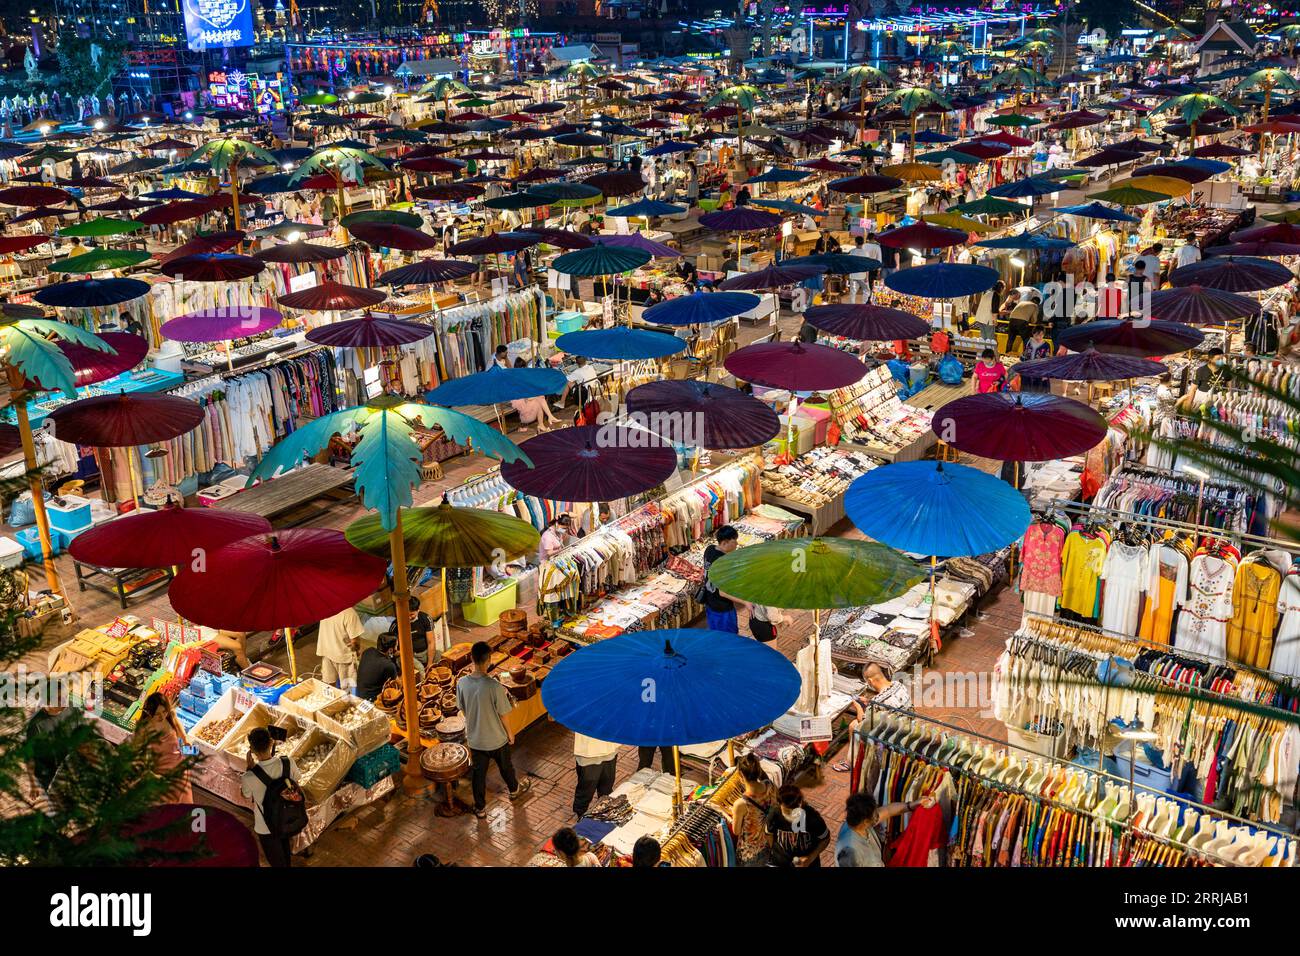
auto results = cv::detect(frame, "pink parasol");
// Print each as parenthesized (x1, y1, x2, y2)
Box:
(161, 307, 284, 342)
(724, 341, 868, 391)
(500, 425, 677, 502)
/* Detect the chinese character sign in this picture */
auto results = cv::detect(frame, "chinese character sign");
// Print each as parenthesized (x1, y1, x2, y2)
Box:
(183, 0, 255, 51)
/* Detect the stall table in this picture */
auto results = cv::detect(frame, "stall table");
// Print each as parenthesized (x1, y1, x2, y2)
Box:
(213, 463, 356, 527)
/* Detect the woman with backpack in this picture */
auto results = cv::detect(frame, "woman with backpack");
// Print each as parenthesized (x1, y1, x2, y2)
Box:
(240, 727, 305, 867)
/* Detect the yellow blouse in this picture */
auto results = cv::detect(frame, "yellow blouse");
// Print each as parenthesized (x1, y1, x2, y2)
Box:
(1059, 534, 1107, 618)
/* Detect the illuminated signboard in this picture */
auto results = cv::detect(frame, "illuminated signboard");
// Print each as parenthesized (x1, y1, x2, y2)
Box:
(183, 0, 255, 51)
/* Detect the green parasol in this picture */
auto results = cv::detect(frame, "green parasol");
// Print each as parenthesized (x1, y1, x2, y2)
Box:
(706, 537, 923, 611)
(345, 500, 539, 568)
(301, 92, 339, 106)
(47, 248, 152, 273)
(950, 195, 1031, 216)
(340, 209, 423, 229)
(1086, 185, 1172, 206)
(58, 217, 145, 238)
(985, 113, 1040, 128)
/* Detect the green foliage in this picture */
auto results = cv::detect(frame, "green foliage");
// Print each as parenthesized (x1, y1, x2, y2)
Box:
(54, 31, 128, 100)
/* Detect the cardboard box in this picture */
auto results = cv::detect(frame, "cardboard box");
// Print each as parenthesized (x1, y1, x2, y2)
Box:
(277, 678, 347, 721)
(294, 726, 357, 804)
(316, 696, 391, 757)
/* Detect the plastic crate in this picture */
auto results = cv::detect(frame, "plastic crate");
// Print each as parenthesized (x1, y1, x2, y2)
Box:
(46, 496, 91, 533)
(55, 522, 93, 549)
(0, 536, 24, 570)
(553, 311, 586, 334)
(346, 743, 401, 789)
(15, 527, 59, 561)
(461, 579, 518, 626)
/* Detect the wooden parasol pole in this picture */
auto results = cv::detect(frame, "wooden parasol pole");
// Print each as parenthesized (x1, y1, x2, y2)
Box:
(388, 508, 426, 790)
(6, 368, 63, 596)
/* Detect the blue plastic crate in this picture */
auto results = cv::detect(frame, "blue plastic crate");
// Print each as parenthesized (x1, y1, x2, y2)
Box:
(346, 743, 401, 789)
(15, 527, 59, 561)
(241, 679, 289, 705)
(55, 524, 92, 549)
(46, 498, 91, 533)
(178, 690, 197, 713)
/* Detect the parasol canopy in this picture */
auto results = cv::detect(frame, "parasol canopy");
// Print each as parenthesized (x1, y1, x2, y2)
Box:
(27, 332, 149, 391)
(718, 262, 826, 291)
(1169, 255, 1293, 292)
(625, 379, 781, 449)
(1057, 319, 1205, 357)
(33, 278, 151, 309)
(551, 244, 652, 276)
(846, 460, 1032, 557)
(67, 503, 272, 568)
(161, 307, 284, 342)
(376, 258, 477, 286)
(346, 222, 440, 251)
(424, 364, 567, 406)
(345, 500, 539, 568)
(48, 392, 205, 447)
(168, 529, 388, 632)
(802, 303, 930, 340)
(157, 253, 265, 282)
(305, 314, 434, 348)
(277, 279, 387, 311)
(699, 207, 783, 232)
(884, 262, 999, 298)
(253, 241, 348, 264)
(500, 425, 677, 502)
(541, 629, 801, 748)
(724, 340, 867, 391)
(1011, 348, 1168, 382)
(879, 222, 968, 249)
(932, 392, 1108, 462)
(1147, 285, 1262, 324)
(555, 327, 686, 361)
(642, 291, 761, 326)
(707, 537, 923, 609)
(46, 248, 152, 273)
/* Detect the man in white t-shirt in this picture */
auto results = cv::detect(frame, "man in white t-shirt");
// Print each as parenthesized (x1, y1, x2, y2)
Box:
(1173, 237, 1201, 270)
(556, 357, 598, 420)
(240, 728, 301, 867)
(847, 235, 877, 303)
(315, 607, 364, 692)
(860, 232, 882, 294)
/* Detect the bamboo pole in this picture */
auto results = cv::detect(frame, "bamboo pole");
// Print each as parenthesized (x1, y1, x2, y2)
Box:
(6, 369, 63, 596)
(389, 509, 426, 790)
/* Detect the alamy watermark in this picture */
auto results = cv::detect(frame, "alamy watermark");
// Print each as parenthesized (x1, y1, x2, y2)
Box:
(1, 666, 103, 715)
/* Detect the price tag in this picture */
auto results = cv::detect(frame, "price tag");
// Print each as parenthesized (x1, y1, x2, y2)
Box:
(104, 619, 130, 638)
(796, 713, 833, 743)
(232, 688, 257, 713)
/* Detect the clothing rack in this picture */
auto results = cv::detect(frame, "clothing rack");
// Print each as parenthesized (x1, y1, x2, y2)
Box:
(1049, 498, 1295, 556)
(862, 703, 1296, 866)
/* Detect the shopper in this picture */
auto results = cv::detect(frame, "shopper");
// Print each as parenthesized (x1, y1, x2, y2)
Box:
(356, 632, 399, 702)
(701, 524, 750, 633)
(972, 348, 1007, 394)
(572, 733, 619, 818)
(860, 231, 882, 292)
(637, 744, 676, 774)
(765, 784, 831, 867)
(457, 641, 531, 819)
(539, 513, 576, 562)
(631, 836, 664, 867)
(836, 791, 937, 866)
(1097, 272, 1124, 319)
(510, 357, 560, 432)
(732, 752, 777, 867)
(1193, 346, 1229, 394)
(316, 606, 364, 692)
(1173, 234, 1201, 269)
(240, 727, 301, 868)
(387, 596, 436, 671)
(1019, 326, 1053, 393)
(130, 692, 193, 804)
(551, 826, 600, 866)
(847, 235, 873, 303)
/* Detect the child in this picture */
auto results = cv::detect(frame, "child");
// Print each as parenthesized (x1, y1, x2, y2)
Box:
(973, 348, 1007, 394)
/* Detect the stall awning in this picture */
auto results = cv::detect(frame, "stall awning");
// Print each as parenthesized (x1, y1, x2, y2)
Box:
(393, 58, 460, 78)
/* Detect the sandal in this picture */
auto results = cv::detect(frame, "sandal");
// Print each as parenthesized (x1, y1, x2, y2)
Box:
(474, 807, 487, 819)
(832, 760, 852, 773)
(509, 780, 532, 800)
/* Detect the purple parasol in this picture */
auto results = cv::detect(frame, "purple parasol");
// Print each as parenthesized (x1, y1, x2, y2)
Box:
(375, 258, 477, 286)
(1057, 319, 1204, 358)
(1205, 240, 1300, 257)
(1011, 348, 1168, 382)
(347, 222, 440, 251)
(253, 240, 348, 263)
(718, 262, 825, 291)
(512, 227, 594, 250)
(625, 380, 781, 449)
(803, 303, 929, 340)
(594, 233, 681, 258)
(305, 313, 434, 348)
(1169, 256, 1293, 292)
(500, 425, 678, 502)
(699, 207, 783, 232)
(1148, 284, 1261, 324)
(933, 392, 1108, 462)
(447, 231, 539, 256)
(278, 279, 387, 312)
(161, 307, 285, 342)
(828, 174, 904, 194)
(725, 341, 868, 391)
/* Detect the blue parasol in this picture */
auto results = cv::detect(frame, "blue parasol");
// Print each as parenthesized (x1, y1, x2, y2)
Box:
(987, 177, 1065, 199)
(846, 460, 1032, 557)
(605, 198, 687, 218)
(541, 629, 801, 747)
(644, 140, 697, 156)
(746, 167, 813, 184)
(556, 326, 686, 360)
(642, 290, 761, 325)
(33, 278, 151, 308)
(975, 233, 1076, 250)
(1052, 201, 1140, 223)
(884, 262, 999, 298)
(752, 198, 824, 217)
(551, 244, 652, 276)
(425, 364, 567, 406)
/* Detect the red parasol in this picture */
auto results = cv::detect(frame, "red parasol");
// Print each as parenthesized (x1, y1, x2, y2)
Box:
(305, 313, 435, 348)
(803, 303, 930, 340)
(158, 253, 265, 282)
(1169, 255, 1293, 292)
(1148, 285, 1261, 324)
(346, 222, 440, 251)
(137, 200, 215, 226)
(1056, 319, 1204, 358)
(828, 173, 904, 194)
(878, 221, 968, 249)
(48, 392, 205, 447)
(168, 529, 388, 632)
(123, 804, 259, 867)
(447, 231, 539, 256)
(157, 230, 245, 266)
(500, 425, 677, 502)
(278, 279, 387, 311)
(725, 341, 868, 391)
(933, 392, 1107, 462)
(799, 158, 856, 173)
(0, 185, 73, 207)
(582, 170, 645, 197)
(0, 234, 51, 254)
(980, 131, 1035, 148)
(955, 141, 1014, 160)
(23, 332, 149, 392)
(68, 502, 271, 568)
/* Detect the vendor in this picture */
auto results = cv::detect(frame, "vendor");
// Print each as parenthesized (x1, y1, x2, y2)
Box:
(356, 632, 399, 702)
(386, 596, 437, 671)
(539, 514, 576, 562)
(1192, 347, 1229, 394)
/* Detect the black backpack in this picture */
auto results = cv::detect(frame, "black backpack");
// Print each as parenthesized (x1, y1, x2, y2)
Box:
(252, 757, 308, 838)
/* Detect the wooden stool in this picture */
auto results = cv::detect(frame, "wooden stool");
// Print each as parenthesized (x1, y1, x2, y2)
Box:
(420, 461, 444, 482)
